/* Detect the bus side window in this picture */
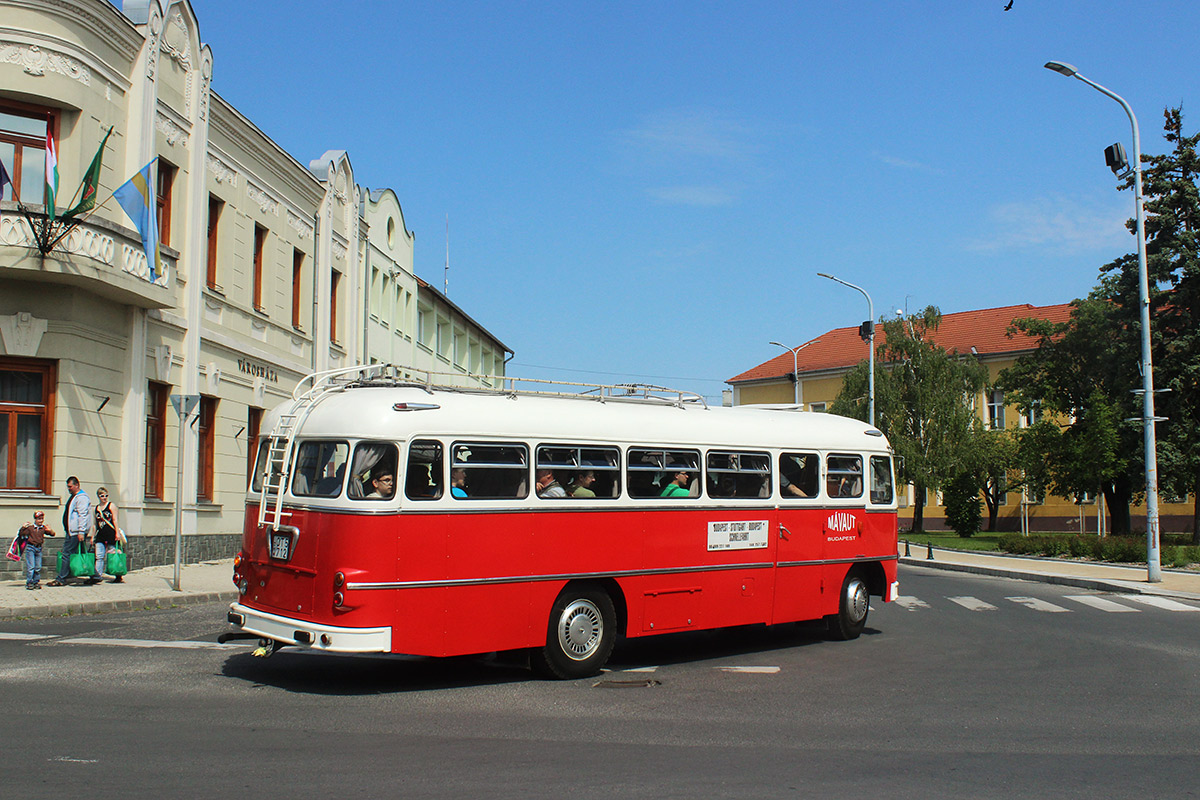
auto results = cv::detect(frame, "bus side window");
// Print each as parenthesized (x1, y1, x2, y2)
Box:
(452, 442, 529, 499)
(870, 455, 894, 504)
(406, 440, 444, 500)
(707, 451, 771, 498)
(627, 448, 700, 499)
(536, 445, 621, 499)
(779, 453, 818, 499)
(291, 441, 349, 497)
(348, 441, 399, 500)
(826, 454, 863, 499)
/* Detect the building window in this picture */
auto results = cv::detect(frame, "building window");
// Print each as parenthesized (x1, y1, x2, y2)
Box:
(252, 224, 267, 311)
(156, 160, 176, 247)
(197, 396, 218, 501)
(145, 381, 168, 499)
(291, 249, 304, 330)
(206, 196, 223, 290)
(0, 359, 54, 492)
(1022, 401, 1042, 428)
(330, 270, 342, 344)
(0, 101, 51, 203)
(246, 407, 262, 485)
(987, 389, 1005, 430)
(808, 402, 826, 413)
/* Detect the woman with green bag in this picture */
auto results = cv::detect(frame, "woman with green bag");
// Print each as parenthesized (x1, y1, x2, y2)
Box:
(89, 487, 123, 584)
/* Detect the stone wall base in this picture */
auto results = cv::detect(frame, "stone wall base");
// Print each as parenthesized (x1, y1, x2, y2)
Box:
(0, 533, 241, 579)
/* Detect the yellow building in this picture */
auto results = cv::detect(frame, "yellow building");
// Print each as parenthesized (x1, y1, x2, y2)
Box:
(728, 303, 1193, 534)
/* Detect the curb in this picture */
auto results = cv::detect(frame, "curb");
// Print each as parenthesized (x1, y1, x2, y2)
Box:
(0, 590, 239, 621)
(900, 557, 1200, 602)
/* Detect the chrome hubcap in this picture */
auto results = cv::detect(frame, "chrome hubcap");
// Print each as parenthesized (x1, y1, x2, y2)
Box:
(558, 598, 603, 661)
(846, 579, 869, 623)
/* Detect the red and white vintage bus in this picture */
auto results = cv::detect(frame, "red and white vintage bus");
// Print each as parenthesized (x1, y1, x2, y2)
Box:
(228, 365, 900, 678)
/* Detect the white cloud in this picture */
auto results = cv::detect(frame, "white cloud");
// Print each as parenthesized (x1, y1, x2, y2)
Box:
(966, 195, 1133, 255)
(621, 108, 757, 161)
(871, 151, 945, 175)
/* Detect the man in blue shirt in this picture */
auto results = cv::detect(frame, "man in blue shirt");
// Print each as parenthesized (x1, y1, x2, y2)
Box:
(49, 476, 90, 586)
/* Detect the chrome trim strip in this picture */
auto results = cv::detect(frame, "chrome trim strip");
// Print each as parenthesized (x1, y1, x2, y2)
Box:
(345, 554, 896, 591)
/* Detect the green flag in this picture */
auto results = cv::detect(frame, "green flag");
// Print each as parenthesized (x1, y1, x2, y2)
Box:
(61, 127, 113, 220)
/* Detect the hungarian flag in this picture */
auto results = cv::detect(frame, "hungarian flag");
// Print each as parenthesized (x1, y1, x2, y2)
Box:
(44, 129, 58, 220)
(61, 127, 113, 220)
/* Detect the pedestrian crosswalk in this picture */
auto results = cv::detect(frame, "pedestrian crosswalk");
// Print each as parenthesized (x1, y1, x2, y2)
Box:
(891, 593, 1200, 614)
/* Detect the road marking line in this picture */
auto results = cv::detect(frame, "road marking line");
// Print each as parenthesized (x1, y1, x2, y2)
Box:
(1007, 597, 1071, 613)
(57, 637, 245, 650)
(1065, 595, 1139, 613)
(1123, 596, 1200, 612)
(0, 632, 54, 640)
(893, 596, 930, 610)
(716, 666, 780, 674)
(621, 666, 660, 673)
(947, 596, 997, 611)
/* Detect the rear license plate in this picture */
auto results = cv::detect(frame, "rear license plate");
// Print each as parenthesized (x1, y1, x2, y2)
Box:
(270, 532, 291, 561)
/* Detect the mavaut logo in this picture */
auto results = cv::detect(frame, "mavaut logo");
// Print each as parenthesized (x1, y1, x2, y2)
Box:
(825, 511, 858, 534)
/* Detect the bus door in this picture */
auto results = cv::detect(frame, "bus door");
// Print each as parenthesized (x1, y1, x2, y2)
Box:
(771, 451, 824, 624)
(821, 453, 869, 605)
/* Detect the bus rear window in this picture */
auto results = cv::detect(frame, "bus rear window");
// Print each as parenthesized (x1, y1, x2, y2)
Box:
(291, 441, 349, 497)
(452, 442, 529, 499)
(250, 439, 270, 492)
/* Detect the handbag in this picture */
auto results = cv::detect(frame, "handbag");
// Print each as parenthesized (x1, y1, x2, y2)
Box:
(69, 548, 97, 578)
(105, 543, 128, 576)
(5, 536, 21, 562)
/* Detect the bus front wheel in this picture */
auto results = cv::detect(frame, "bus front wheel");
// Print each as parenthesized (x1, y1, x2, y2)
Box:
(827, 569, 870, 641)
(531, 586, 616, 679)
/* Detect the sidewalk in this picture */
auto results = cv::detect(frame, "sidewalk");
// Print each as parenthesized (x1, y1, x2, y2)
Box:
(0, 559, 238, 620)
(900, 541, 1200, 601)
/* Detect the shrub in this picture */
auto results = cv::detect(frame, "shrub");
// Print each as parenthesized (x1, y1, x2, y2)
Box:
(943, 473, 982, 538)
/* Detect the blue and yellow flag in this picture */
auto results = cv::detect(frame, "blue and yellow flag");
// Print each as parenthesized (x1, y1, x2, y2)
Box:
(113, 157, 161, 282)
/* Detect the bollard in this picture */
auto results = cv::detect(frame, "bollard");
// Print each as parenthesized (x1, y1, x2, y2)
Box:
(904, 539, 911, 557)
(927, 542, 934, 560)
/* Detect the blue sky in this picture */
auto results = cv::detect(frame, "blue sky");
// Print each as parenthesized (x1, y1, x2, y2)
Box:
(186, 0, 1200, 402)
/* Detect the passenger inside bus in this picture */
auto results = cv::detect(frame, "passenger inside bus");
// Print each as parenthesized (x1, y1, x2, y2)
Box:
(536, 469, 568, 498)
(366, 472, 395, 499)
(451, 468, 468, 498)
(780, 453, 818, 498)
(660, 470, 692, 498)
(567, 470, 596, 498)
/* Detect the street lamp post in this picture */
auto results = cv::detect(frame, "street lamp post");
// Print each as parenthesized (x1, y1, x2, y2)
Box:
(1044, 60, 1161, 583)
(768, 340, 811, 406)
(817, 272, 875, 426)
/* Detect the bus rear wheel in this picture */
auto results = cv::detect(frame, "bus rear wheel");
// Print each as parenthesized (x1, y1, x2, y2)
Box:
(827, 569, 870, 641)
(531, 586, 616, 679)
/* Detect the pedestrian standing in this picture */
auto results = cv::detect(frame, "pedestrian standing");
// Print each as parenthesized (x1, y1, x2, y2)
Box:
(90, 487, 122, 584)
(19, 511, 56, 590)
(49, 476, 90, 587)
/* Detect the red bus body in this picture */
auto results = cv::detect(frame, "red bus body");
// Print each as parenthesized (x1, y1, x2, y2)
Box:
(229, 369, 899, 674)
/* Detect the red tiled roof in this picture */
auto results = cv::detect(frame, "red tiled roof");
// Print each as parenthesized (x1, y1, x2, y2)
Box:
(727, 302, 1073, 384)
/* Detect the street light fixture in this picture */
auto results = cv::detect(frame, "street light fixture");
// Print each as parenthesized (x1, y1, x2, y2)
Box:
(817, 272, 875, 426)
(768, 340, 814, 406)
(1044, 59, 1162, 583)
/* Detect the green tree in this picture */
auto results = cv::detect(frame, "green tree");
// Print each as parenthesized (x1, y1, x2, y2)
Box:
(965, 423, 1022, 533)
(1000, 300, 1138, 534)
(832, 306, 987, 531)
(943, 471, 982, 537)
(1133, 108, 1200, 542)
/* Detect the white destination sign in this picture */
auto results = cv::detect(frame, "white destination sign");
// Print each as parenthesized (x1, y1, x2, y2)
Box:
(707, 520, 769, 551)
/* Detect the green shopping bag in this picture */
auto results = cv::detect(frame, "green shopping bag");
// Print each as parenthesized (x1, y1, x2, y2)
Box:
(69, 549, 97, 578)
(105, 543, 128, 576)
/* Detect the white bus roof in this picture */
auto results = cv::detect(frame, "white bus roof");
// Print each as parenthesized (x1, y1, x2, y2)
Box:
(268, 369, 890, 454)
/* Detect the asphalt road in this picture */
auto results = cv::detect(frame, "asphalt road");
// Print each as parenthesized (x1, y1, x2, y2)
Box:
(4, 564, 1199, 799)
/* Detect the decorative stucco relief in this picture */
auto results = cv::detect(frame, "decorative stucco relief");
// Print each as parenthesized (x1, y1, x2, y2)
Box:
(0, 42, 91, 85)
(246, 182, 280, 216)
(207, 153, 238, 187)
(287, 211, 314, 240)
(156, 111, 190, 148)
(0, 313, 48, 358)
